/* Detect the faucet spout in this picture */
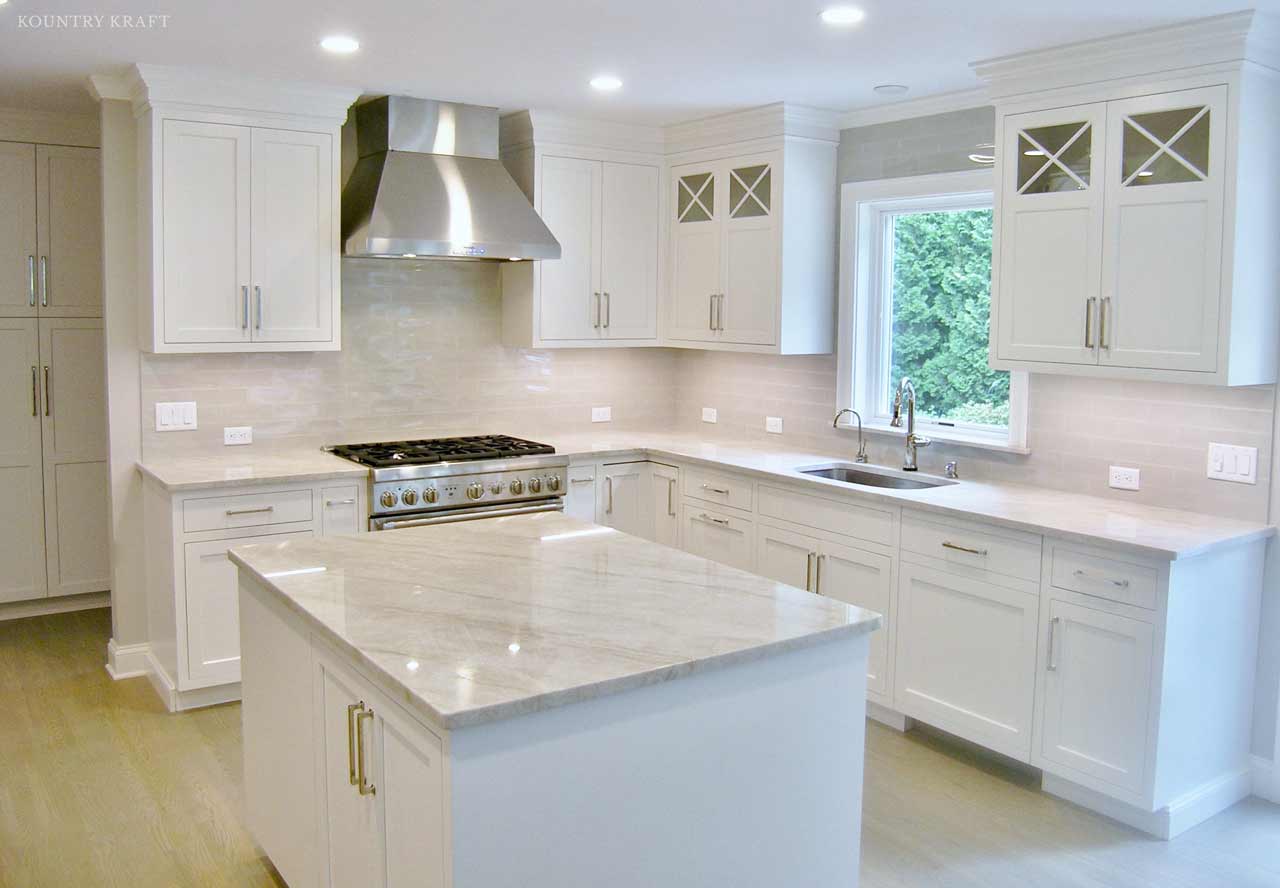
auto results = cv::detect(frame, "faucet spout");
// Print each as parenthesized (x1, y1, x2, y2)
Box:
(892, 377, 929, 471)
(832, 409, 869, 463)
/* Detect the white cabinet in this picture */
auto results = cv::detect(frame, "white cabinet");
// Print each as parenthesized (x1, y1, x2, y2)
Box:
(0, 318, 47, 602)
(537, 156, 599, 341)
(0, 142, 37, 317)
(564, 462, 598, 523)
(599, 460, 680, 547)
(681, 502, 753, 572)
(649, 462, 680, 547)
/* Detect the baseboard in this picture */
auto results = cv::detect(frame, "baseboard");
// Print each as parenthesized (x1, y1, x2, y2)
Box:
(0, 590, 109, 622)
(1254, 755, 1280, 804)
(105, 638, 150, 679)
(867, 700, 912, 732)
(1043, 766, 1253, 840)
(143, 650, 241, 712)
(144, 650, 178, 711)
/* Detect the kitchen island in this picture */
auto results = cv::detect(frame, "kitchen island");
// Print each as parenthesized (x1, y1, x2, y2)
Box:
(230, 511, 881, 888)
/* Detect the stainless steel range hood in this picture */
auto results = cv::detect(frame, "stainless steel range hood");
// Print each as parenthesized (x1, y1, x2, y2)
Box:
(341, 96, 560, 261)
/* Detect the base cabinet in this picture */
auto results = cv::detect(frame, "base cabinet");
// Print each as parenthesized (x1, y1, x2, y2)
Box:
(597, 460, 681, 547)
(681, 501, 753, 572)
(563, 463, 598, 523)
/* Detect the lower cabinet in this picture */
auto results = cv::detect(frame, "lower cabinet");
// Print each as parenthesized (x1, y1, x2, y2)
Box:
(595, 459, 681, 547)
(681, 500, 753, 572)
(894, 560, 1040, 761)
(563, 462, 598, 522)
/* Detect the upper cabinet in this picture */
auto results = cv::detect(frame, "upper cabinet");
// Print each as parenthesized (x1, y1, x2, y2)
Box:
(126, 65, 357, 353)
(982, 13, 1280, 385)
(499, 112, 663, 348)
(0, 143, 102, 319)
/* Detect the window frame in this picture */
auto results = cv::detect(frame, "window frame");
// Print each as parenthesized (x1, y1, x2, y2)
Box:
(836, 170, 1029, 454)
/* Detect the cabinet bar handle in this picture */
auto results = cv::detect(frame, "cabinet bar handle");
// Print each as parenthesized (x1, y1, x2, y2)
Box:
(815, 553, 825, 595)
(805, 551, 815, 592)
(1100, 297, 1111, 350)
(356, 709, 376, 796)
(570, 477, 594, 484)
(941, 540, 987, 556)
(698, 512, 729, 526)
(225, 505, 274, 516)
(325, 498, 356, 507)
(346, 702, 364, 785)
(667, 477, 676, 517)
(1047, 616, 1061, 671)
(593, 291, 601, 328)
(31, 366, 38, 416)
(242, 285, 249, 330)
(709, 293, 716, 331)
(606, 476, 613, 515)
(716, 294, 725, 331)
(701, 484, 730, 495)
(254, 285, 262, 331)
(27, 256, 36, 307)
(39, 256, 48, 307)
(603, 291, 610, 329)
(1084, 297, 1096, 348)
(42, 366, 50, 416)
(1072, 568, 1129, 589)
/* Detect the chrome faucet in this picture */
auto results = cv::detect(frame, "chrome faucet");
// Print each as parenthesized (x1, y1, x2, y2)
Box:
(832, 409, 869, 463)
(890, 377, 931, 471)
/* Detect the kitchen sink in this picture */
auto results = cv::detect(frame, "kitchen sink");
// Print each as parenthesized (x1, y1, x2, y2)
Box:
(795, 463, 957, 491)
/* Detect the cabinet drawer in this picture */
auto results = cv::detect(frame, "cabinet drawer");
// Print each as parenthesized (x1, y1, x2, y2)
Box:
(682, 465, 753, 512)
(321, 486, 361, 536)
(183, 488, 314, 533)
(1050, 545, 1158, 610)
(902, 512, 1042, 582)
(682, 500, 754, 572)
(758, 484, 894, 547)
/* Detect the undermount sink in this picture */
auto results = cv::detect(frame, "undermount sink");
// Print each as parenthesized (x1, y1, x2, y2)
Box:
(795, 463, 957, 491)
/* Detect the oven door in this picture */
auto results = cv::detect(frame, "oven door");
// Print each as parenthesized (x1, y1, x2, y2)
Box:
(369, 498, 564, 531)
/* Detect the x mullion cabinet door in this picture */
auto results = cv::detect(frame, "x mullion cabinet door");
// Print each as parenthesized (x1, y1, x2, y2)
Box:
(668, 162, 722, 342)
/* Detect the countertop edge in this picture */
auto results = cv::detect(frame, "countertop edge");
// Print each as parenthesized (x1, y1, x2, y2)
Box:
(137, 459, 368, 492)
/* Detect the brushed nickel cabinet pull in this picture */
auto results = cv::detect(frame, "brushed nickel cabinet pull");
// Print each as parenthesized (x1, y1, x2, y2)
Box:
(31, 366, 38, 416)
(815, 553, 825, 595)
(1072, 568, 1129, 589)
(667, 477, 676, 517)
(1084, 297, 1096, 348)
(356, 709, 376, 796)
(805, 551, 815, 592)
(606, 476, 614, 515)
(254, 285, 263, 331)
(1100, 297, 1111, 350)
(593, 291, 601, 328)
(39, 256, 48, 307)
(1047, 617, 1061, 671)
(603, 291, 611, 329)
(346, 701, 364, 785)
(569, 477, 594, 484)
(700, 483, 730, 495)
(225, 505, 274, 516)
(716, 294, 725, 331)
(941, 540, 987, 556)
(42, 365, 50, 417)
(709, 293, 716, 331)
(241, 285, 249, 330)
(27, 256, 36, 307)
(325, 498, 356, 507)
(698, 512, 729, 527)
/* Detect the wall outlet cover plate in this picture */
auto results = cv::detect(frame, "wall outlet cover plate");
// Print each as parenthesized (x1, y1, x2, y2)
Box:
(1108, 466, 1140, 490)
(702, 407, 718, 423)
(591, 406, 612, 423)
(224, 426, 253, 446)
(765, 416, 783, 434)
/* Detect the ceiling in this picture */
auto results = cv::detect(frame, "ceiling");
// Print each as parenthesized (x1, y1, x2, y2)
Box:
(2, 0, 1277, 124)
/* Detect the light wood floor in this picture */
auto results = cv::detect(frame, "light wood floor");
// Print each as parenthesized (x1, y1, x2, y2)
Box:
(2, 609, 1278, 887)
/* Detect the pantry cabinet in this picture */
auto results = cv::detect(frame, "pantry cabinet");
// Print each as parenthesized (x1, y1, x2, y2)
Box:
(0, 318, 47, 602)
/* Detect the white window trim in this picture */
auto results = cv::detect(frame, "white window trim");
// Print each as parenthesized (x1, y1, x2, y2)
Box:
(836, 170, 1030, 455)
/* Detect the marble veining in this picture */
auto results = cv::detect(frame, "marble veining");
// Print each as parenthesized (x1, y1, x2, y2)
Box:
(229, 512, 881, 730)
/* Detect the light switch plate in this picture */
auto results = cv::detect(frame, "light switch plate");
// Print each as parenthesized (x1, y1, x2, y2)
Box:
(591, 406, 612, 423)
(155, 401, 197, 432)
(1108, 466, 1140, 490)
(765, 416, 783, 434)
(224, 426, 253, 446)
(702, 407, 718, 423)
(1207, 442, 1257, 484)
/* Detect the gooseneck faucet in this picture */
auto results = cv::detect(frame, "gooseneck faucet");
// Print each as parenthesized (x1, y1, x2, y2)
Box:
(832, 409, 868, 463)
(889, 377, 931, 471)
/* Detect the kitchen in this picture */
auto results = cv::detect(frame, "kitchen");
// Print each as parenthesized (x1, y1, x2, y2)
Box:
(2, 2, 1280, 885)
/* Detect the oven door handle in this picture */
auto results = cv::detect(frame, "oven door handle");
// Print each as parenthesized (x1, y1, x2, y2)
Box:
(372, 501, 563, 530)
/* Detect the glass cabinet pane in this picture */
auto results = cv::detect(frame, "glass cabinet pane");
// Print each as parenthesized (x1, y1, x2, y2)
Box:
(1017, 122, 1091, 194)
(677, 172, 714, 222)
(729, 164, 771, 218)
(1122, 106, 1209, 186)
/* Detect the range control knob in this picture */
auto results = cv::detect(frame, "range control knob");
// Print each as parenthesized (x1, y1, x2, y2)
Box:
(423, 487, 438, 504)
(401, 488, 418, 506)
(509, 478, 524, 495)
(529, 477, 542, 494)
(380, 490, 397, 509)
(490, 482, 503, 495)
(466, 482, 484, 501)
(548, 474, 562, 492)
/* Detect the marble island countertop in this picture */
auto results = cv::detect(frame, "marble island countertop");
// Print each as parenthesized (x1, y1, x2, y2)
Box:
(141, 429, 1275, 561)
(228, 512, 881, 730)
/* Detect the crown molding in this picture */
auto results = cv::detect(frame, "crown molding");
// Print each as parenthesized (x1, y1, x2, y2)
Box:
(499, 110, 665, 156)
(124, 64, 361, 122)
(87, 70, 139, 103)
(973, 11, 1280, 100)
(0, 106, 99, 147)
(838, 87, 991, 130)
(664, 102, 841, 155)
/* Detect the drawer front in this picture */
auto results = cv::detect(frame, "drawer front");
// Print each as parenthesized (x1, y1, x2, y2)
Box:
(183, 488, 314, 533)
(682, 500, 754, 572)
(320, 485, 361, 536)
(758, 484, 894, 547)
(682, 465, 753, 512)
(1050, 545, 1158, 610)
(902, 512, 1042, 582)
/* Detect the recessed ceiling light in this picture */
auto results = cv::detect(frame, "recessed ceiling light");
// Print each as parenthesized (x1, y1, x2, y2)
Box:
(820, 6, 865, 26)
(319, 34, 360, 54)
(590, 74, 623, 92)
(873, 84, 909, 97)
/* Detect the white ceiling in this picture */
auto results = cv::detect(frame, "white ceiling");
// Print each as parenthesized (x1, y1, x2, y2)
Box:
(3, 0, 1277, 124)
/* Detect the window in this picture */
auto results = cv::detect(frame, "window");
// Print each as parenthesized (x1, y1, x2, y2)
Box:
(838, 170, 1028, 452)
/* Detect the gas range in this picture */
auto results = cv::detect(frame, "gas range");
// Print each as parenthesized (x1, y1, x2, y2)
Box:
(325, 435, 569, 531)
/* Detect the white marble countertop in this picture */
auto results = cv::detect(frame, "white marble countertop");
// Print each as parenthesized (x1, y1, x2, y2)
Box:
(141, 429, 1274, 560)
(228, 512, 881, 730)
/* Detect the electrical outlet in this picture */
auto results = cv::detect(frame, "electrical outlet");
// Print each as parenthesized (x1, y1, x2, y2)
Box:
(765, 416, 783, 434)
(1108, 466, 1140, 491)
(224, 426, 253, 446)
(702, 407, 718, 423)
(1207, 442, 1257, 484)
(591, 406, 612, 423)
(155, 401, 197, 432)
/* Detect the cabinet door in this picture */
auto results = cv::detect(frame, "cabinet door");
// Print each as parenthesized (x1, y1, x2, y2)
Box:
(318, 661, 385, 888)
(755, 522, 818, 592)
(0, 142, 37, 317)
(251, 128, 335, 343)
(162, 120, 252, 344)
(1037, 598, 1154, 795)
(321, 485, 361, 536)
(720, 157, 778, 346)
(600, 162, 658, 340)
(36, 145, 102, 318)
(184, 530, 313, 686)
(1099, 87, 1226, 372)
(0, 319, 46, 602)
(668, 164, 720, 342)
(379, 700, 447, 888)
(818, 541, 895, 703)
(600, 461, 649, 539)
(538, 156, 600, 341)
(564, 463, 598, 523)
(681, 504, 753, 572)
(895, 563, 1039, 760)
(995, 104, 1106, 365)
(650, 463, 680, 548)
(39, 318, 108, 598)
